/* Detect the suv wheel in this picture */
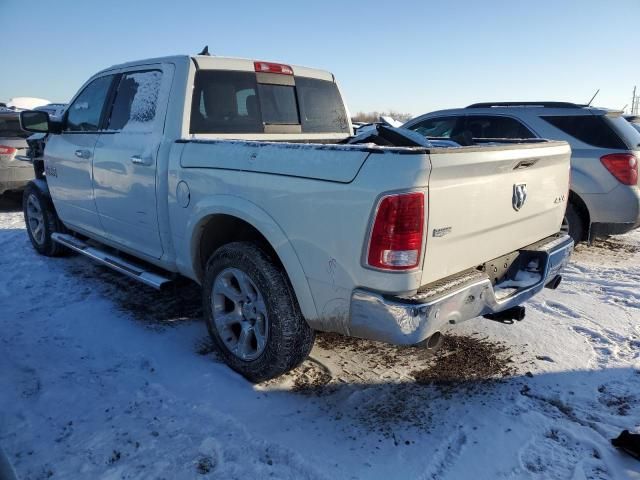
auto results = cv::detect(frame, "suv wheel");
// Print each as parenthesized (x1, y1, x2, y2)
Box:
(202, 242, 315, 382)
(23, 183, 68, 256)
(561, 202, 585, 244)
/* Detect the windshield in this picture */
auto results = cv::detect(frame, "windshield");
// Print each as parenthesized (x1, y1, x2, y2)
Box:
(190, 71, 349, 134)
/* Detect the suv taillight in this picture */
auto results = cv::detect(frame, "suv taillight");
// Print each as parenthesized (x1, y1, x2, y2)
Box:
(367, 192, 425, 270)
(600, 153, 638, 185)
(0, 145, 17, 155)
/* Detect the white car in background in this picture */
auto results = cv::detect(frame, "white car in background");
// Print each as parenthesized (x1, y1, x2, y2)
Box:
(0, 111, 33, 195)
(6, 97, 51, 111)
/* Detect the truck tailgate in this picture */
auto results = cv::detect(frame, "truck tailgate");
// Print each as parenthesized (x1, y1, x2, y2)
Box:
(421, 141, 571, 284)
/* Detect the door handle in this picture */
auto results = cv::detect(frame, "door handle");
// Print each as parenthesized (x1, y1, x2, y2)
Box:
(74, 149, 91, 159)
(130, 155, 152, 166)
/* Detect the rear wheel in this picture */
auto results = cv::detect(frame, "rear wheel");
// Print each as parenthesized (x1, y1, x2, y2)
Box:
(202, 242, 315, 382)
(23, 183, 68, 257)
(561, 202, 585, 244)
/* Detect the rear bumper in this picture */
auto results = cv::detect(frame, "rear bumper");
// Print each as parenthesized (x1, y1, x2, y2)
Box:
(0, 166, 33, 194)
(585, 186, 640, 239)
(590, 221, 640, 238)
(348, 234, 573, 345)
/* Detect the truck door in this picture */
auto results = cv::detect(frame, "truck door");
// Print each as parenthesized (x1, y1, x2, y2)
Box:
(44, 74, 115, 237)
(92, 64, 173, 259)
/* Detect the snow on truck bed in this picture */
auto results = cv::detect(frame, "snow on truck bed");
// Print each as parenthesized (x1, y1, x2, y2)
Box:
(0, 194, 639, 480)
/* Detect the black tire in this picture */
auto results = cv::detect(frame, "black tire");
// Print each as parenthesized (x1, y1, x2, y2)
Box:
(22, 183, 68, 257)
(562, 202, 585, 244)
(202, 242, 315, 382)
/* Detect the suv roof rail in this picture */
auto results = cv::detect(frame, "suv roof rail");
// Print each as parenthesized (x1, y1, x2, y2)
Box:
(466, 101, 586, 109)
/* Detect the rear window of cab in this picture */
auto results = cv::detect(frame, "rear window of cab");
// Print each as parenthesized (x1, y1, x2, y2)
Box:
(190, 70, 350, 134)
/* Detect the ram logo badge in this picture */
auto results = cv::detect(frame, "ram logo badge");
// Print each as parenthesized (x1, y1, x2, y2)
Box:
(512, 183, 527, 211)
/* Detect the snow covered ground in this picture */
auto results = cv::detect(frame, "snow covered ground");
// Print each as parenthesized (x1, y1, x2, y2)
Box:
(1, 193, 639, 479)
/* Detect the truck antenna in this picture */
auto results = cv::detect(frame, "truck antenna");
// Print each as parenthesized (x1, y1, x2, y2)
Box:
(198, 45, 211, 56)
(586, 89, 600, 107)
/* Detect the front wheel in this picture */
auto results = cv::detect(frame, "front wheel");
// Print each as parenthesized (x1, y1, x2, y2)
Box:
(202, 242, 315, 382)
(23, 183, 68, 257)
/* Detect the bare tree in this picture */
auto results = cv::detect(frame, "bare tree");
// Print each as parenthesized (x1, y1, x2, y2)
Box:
(351, 110, 413, 124)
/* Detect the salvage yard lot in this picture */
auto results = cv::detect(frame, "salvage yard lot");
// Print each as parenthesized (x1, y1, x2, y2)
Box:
(1, 194, 639, 480)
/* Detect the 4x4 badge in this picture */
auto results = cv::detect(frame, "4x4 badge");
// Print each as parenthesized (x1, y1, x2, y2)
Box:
(513, 183, 527, 211)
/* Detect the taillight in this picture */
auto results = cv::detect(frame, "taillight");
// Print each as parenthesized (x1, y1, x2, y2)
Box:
(600, 153, 638, 185)
(254, 61, 294, 75)
(0, 145, 17, 155)
(367, 192, 425, 270)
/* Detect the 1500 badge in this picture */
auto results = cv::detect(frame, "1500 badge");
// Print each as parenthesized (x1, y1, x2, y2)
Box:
(45, 165, 57, 177)
(554, 194, 566, 204)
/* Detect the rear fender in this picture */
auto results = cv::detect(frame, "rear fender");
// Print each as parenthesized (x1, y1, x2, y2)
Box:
(182, 195, 319, 322)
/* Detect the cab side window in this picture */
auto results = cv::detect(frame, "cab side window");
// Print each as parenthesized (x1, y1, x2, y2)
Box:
(107, 70, 163, 132)
(65, 75, 114, 132)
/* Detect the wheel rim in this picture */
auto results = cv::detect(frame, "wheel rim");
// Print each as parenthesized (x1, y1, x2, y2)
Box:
(26, 194, 45, 245)
(211, 267, 269, 361)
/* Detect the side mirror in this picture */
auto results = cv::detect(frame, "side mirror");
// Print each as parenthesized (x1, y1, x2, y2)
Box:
(20, 110, 51, 133)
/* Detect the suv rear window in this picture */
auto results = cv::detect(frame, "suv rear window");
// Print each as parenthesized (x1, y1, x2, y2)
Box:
(541, 115, 627, 149)
(190, 71, 349, 134)
(0, 115, 30, 139)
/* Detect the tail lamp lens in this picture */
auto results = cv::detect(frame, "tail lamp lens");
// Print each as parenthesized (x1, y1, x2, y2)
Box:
(600, 153, 638, 186)
(367, 192, 425, 270)
(0, 145, 17, 155)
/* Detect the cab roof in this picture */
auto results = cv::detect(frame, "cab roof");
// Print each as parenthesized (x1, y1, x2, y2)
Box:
(106, 54, 334, 82)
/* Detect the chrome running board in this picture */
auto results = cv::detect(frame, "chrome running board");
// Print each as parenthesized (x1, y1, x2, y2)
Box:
(51, 233, 172, 290)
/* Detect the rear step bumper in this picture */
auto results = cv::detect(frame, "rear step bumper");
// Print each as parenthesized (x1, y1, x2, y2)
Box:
(348, 233, 573, 345)
(51, 233, 172, 290)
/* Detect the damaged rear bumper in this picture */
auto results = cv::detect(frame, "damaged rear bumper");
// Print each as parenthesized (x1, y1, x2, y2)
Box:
(348, 233, 574, 345)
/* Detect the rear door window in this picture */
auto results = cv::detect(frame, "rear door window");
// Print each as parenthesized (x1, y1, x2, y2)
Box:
(465, 115, 535, 139)
(407, 116, 462, 138)
(107, 70, 163, 132)
(541, 115, 627, 149)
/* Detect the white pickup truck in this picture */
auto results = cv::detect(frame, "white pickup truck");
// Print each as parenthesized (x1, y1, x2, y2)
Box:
(20, 55, 573, 381)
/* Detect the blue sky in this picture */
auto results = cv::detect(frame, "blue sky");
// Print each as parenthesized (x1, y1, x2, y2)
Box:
(1, 0, 638, 116)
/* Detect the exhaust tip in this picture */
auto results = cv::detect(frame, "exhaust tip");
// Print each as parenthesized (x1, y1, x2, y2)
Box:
(545, 275, 562, 290)
(425, 331, 443, 351)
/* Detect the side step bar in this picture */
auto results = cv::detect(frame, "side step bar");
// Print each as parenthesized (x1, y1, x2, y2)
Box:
(51, 233, 172, 290)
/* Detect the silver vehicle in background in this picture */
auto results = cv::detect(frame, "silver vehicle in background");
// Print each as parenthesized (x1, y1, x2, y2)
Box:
(404, 102, 640, 242)
(0, 111, 33, 195)
(34, 103, 67, 119)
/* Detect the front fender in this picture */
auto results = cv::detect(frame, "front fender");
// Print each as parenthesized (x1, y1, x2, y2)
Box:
(181, 194, 319, 322)
(27, 178, 50, 198)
